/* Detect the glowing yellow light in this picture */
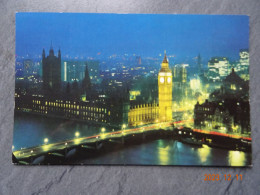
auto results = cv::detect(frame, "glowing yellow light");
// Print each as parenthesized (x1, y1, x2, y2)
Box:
(101, 127, 106, 133)
(228, 151, 246, 166)
(158, 140, 170, 165)
(160, 77, 165, 83)
(44, 138, 49, 144)
(75, 131, 80, 137)
(198, 145, 211, 164)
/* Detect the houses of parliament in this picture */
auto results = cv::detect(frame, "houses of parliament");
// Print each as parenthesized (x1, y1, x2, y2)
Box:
(15, 47, 174, 128)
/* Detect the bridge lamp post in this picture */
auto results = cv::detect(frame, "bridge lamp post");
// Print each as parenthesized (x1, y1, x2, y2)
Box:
(44, 138, 49, 144)
(101, 127, 106, 138)
(122, 124, 126, 135)
(75, 131, 80, 138)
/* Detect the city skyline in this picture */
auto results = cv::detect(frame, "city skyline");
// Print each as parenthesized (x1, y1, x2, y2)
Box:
(14, 13, 251, 166)
(16, 13, 249, 63)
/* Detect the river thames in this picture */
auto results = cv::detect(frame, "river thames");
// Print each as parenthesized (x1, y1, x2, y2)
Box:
(13, 113, 251, 166)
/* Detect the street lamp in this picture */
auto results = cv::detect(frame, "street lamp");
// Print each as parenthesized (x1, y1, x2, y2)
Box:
(100, 127, 106, 139)
(75, 131, 80, 138)
(121, 124, 126, 135)
(44, 138, 49, 144)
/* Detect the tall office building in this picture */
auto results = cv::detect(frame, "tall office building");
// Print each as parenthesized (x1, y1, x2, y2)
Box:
(239, 49, 249, 69)
(172, 64, 188, 102)
(238, 49, 249, 80)
(208, 57, 230, 82)
(62, 60, 100, 84)
(42, 45, 61, 93)
(85, 60, 101, 84)
(62, 61, 82, 82)
(173, 64, 188, 83)
(82, 65, 92, 99)
(136, 56, 141, 65)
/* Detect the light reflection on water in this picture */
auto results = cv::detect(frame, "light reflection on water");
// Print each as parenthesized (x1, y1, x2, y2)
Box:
(157, 140, 171, 165)
(228, 151, 246, 166)
(197, 145, 211, 164)
(14, 113, 251, 166)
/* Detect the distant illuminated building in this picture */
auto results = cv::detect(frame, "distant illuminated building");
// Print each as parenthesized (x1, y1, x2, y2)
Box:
(194, 100, 234, 132)
(172, 64, 188, 102)
(173, 64, 188, 83)
(194, 98, 250, 134)
(190, 78, 201, 91)
(136, 56, 142, 65)
(63, 61, 67, 81)
(62, 60, 100, 84)
(238, 49, 249, 80)
(86, 60, 101, 84)
(62, 61, 83, 82)
(223, 68, 245, 92)
(208, 57, 230, 82)
(158, 52, 172, 122)
(23, 59, 33, 76)
(82, 65, 92, 99)
(129, 90, 141, 100)
(239, 49, 249, 70)
(42, 45, 61, 93)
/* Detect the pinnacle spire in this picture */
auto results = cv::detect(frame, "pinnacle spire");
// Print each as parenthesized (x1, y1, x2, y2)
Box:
(163, 50, 168, 63)
(49, 41, 54, 56)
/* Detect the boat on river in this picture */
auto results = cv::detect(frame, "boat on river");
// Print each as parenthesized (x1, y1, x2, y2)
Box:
(180, 137, 203, 147)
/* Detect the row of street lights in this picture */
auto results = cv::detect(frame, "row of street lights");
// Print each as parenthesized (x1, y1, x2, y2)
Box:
(42, 124, 128, 146)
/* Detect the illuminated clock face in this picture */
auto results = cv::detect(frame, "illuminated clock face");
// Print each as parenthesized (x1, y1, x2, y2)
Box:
(167, 77, 171, 83)
(160, 77, 164, 83)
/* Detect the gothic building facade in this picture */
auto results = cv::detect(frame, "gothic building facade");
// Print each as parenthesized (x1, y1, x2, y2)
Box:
(128, 52, 173, 126)
(42, 45, 61, 94)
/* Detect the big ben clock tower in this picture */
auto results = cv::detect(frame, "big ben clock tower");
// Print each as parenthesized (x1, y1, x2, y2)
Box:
(158, 51, 172, 122)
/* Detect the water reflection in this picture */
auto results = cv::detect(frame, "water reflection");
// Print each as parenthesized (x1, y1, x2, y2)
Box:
(197, 145, 211, 164)
(157, 140, 171, 165)
(228, 150, 246, 166)
(42, 144, 52, 152)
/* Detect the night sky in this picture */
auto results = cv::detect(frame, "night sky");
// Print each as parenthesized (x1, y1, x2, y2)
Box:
(16, 13, 249, 62)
